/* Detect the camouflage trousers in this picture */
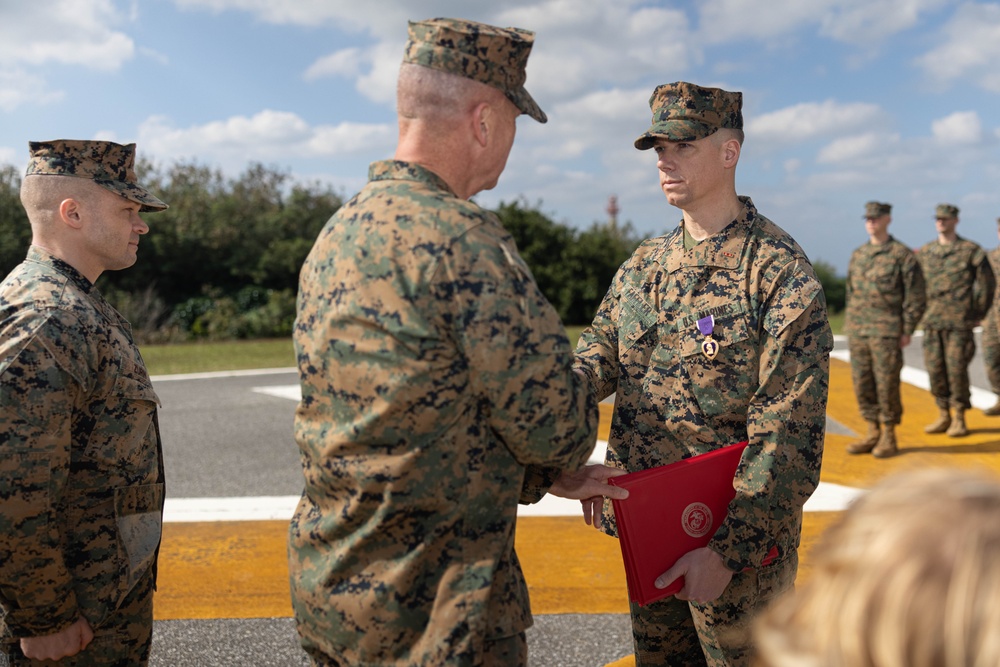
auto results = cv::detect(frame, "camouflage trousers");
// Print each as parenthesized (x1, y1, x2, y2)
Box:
(848, 336, 904, 424)
(982, 313, 1000, 395)
(305, 631, 527, 666)
(922, 328, 976, 410)
(629, 552, 797, 667)
(2, 566, 154, 667)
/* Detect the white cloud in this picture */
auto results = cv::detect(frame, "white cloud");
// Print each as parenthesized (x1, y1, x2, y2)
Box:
(0, 68, 64, 112)
(699, 0, 948, 46)
(137, 111, 394, 166)
(931, 111, 983, 144)
(748, 100, 887, 144)
(0, 0, 134, 69)
(0, 0, 135, 111)
(917, 3, 1000, 92)
(816, 131, 884, 163)
(303, 48, 365, 81)
(0, 146, 18, 166)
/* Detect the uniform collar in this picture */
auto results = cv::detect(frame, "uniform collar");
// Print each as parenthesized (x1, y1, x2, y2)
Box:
(656, 196, 757, 273)
(368, 160, 458, 198)
(26, 245, 94, 293)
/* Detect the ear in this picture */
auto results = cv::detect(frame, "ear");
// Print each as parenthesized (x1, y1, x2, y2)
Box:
(58, 197, 85, 230)
(472, 102, 492, 148)
(721, 138, 741, 168)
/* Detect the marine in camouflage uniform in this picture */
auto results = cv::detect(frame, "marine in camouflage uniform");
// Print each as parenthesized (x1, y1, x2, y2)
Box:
(574, 83, 831, 667)
(916, 203, 995, 437)
(0, 141, 167, 666)
(979, 218, 1000, 416)
(289, 19, 598, 667)
(844, 201, 926, 458)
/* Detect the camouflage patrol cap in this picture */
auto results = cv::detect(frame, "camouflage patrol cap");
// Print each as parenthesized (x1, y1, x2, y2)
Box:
(403, 18, 547, 123)
(635, 82, 743, 150)
(26, 140, 168, 212)
(863, 201, 892, 218)
(935, 203, 959, 219)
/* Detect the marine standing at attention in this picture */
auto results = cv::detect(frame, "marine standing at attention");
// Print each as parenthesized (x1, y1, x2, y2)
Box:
(916, 203, 995, 437)
(0, 140, 167, 666)
(844, 201, 925, 458)
(289, 17, 624, 667)
(574, 82, 832, 666)
(978, 217, 1000, 417)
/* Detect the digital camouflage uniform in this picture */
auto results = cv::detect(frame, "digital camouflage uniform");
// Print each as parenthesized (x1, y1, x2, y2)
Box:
(845, 234, 926, 425)
(916, 233, 995, 411)
(290, 159, 596, 667)
(0, 249, 164, 667)
(289, 19, 594, 667)
(576, 197, 832, 667)
(981, 240, 1000, 401)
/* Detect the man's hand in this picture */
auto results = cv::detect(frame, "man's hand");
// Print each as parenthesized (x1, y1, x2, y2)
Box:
(548, 464, 629, 528)
(900, 334, 911, 348)
(655, 547, 734, 604)
(20, 616, 94, 661)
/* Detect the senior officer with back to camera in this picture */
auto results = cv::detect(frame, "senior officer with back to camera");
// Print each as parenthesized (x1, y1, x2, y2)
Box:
(573, 83, 832, 666)
(0, 140, 167, 666)
(289, 17, 626, 667)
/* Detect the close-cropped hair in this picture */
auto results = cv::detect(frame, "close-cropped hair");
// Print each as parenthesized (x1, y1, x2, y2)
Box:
(754, 467, 1000, 667)
(396, 62, 498, 122)
(20, 174, 97, 222)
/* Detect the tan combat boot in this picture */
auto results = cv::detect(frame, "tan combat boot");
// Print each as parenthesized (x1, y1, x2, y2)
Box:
(983, 399, 1000, 416)
(925, 408, 951, 434)
(946, 409, 968, 437)
(846, 421, 880, 454)
(872, 424, 898, 458)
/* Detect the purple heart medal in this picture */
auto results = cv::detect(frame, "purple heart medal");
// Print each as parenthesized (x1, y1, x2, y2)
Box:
(698, 315, 719, 361)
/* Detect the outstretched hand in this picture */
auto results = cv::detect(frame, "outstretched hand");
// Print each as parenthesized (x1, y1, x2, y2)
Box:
(548, 464, 629, 528)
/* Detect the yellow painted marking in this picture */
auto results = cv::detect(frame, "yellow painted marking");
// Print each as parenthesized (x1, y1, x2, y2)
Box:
(154, 358, 1000, 624)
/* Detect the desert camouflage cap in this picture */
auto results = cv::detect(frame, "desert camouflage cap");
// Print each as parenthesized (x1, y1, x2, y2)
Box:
(403, 18, 547, 123)
(935, 203, 959, 219)
(635, 82, 743, 150)
(25, 140, 168, 212)
(863, 201, 892, 218)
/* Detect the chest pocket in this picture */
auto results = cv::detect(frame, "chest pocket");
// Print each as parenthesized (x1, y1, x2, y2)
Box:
(618, 285, 658, 363)
(84, 369, 160, 478)
(868, 260, 899, 294)
(678, 308, 758, 419)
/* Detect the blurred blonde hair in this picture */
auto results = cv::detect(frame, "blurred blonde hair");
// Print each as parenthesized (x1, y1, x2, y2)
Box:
(754, 467, 1000, 667)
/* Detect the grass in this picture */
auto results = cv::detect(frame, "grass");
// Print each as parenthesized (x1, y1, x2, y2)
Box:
(143, 315, 843, 377)
(143, 338, 295, 376)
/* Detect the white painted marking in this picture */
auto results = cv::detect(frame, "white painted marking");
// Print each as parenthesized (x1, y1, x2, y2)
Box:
(252, 384, 301, 401)
(164, 495, 300, 522)
(152, 367, 296, 382)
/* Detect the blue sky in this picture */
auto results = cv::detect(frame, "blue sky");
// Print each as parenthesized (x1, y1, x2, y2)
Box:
(2, 0, 1000, 274)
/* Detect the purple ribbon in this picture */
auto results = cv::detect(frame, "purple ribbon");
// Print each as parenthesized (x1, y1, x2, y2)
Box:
(697, 315, 715, 337)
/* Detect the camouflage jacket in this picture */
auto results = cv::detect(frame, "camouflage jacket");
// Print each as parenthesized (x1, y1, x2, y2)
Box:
(916, 236, 995, 329)
(844, 236, 926, 337)
(290, 160, 597, 666)
(985, 246, 1000, 326)
(575, 197, 831, 572)
(0, 247, 164, 638)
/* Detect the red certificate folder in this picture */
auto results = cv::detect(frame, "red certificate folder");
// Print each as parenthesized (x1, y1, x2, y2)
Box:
(608, 441, 766, 607)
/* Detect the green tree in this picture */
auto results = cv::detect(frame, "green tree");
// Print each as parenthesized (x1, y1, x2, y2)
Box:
(494, 199, 639, 325)
(812, 259, 846, 313)
(0, 166, 32, 278)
